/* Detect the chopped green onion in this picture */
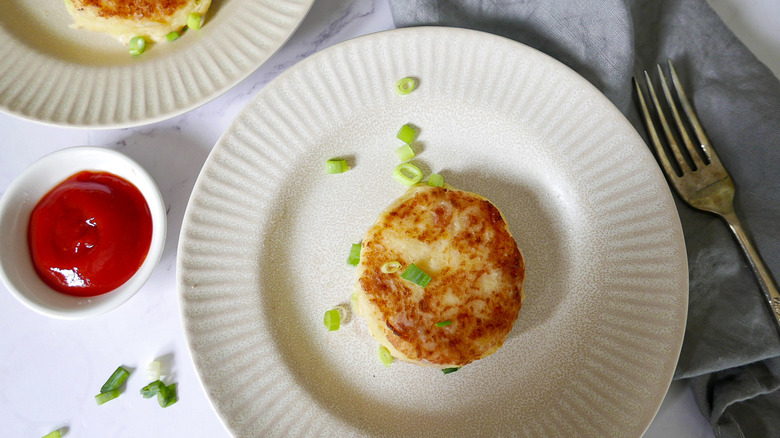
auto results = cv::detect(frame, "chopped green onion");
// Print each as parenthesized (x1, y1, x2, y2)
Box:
(401, 263, 432, 288)
(100, 366, 131, 393)
(442, 367, 460, 374)
(187, 13, 203, 30)
(141, 380, 166, 398)
(129, 36, 146, 56)
(380, 260, 402, 273)
(95, 388, 121, 405)
(166, 31, 180, 41)
(427, 173, 444, 187)
(396, 77, 417, 95)
(347, 242, 361, 266)
(392, 162, 423, 186)
(141, 380, 177, 407)
(396, 124, 416, 144)
(378, 345, 393, 367)
(41, 429, 63, 438)
(326, 159, 349, 174)
(159, 383, 178, 407)
(147, 361, 162, 380)
(323, 308, 341, 331)
(435, 320, 453, 327)
(395, 144, 415, 162)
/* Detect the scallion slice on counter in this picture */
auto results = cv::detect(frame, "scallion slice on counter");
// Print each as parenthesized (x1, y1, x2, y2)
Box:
(380, 260, 402, 273)
(395, 144, 415, 162)
(187, 13, 203, 30)
(100, 366, 131, 393)
(442, 367, 460, 374)
(395, 77, 417, 95)
(129, 36, 146, 56)
(323, 308, 341, 331)
(347, 242, 362, 266)
(41, 429, 63, 438)
(141, 380, 178, 407)
(166, 31, 180, 41)
(147, 361, 162, 381)
(378, 345, 393, 367)
(396, 124, 416, 144)
(326, 159, 349, 174)
(435, 320, 453, 327)
(392, 162, 423, 186)
(95, 388, 121, 405)
(427, 173, 444, 187)
(401, 263, 431, 288)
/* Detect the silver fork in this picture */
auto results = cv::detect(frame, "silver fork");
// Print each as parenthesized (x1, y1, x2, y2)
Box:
(633, 60, 780, 330)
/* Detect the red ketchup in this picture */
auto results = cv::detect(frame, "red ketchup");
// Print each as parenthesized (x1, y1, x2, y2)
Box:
(27, 171, 153, 297)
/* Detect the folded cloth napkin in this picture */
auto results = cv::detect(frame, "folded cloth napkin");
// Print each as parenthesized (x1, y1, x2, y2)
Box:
(388, 1, 780, 436)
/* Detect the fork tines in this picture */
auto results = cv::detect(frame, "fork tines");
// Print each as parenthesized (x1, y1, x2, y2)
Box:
(633, 60, 723, 179)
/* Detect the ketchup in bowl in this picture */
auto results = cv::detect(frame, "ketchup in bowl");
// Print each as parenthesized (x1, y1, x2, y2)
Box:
(27, 170, 153, 297)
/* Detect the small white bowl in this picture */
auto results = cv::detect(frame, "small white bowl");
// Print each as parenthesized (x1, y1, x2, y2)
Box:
(0, 146, 166, 319)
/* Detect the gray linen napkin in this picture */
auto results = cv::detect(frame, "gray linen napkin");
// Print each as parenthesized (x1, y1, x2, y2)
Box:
(387, 1, 780, 436)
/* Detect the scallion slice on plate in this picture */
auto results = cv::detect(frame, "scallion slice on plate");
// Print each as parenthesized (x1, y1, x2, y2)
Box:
(323, 309, 341, 331)
(187, 13, 203, 30)
(129, 37, 146, 56)
(378, 345, 393, 367)
(427, 173, 444, 187)
(347, 242, 362, 265)
(442, 367, 460, 374)
(395, 77, 417, 95)
(396, 124, 416, 144)
(395, 144, 415, 162)
(326, 159, 349, 174)
(392, 162, 423, 186)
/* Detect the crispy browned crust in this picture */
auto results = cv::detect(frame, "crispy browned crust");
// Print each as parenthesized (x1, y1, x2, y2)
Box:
(70, 0, 190, 22)
(357, 185, 525, 367)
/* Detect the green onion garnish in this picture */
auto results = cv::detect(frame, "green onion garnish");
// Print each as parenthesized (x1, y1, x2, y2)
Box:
(100, 366, 131, 393)
(435, 320, 453, 327)
(392, 162, 423, 186)
(395, 144, 415, 162)
(166, 31, 180, 42)
(95, 388, 121, 405)
(380, 260, 401, 273)
(187, 13, 203, 30)
(141, 380, 178, 407)
(442, 367, 460, 374)
(323, 308, 341, 331)
(427, 173, 444, 187)
(41, 429, 63, 438)
(396, 124, 416, 144)
(401, 263, 432, 287)
(326, 159, 349, 174)
(378, 345, 393, 367)
(347, 242, 361, 266)
(147, 361, 162, 381)
(129, 36, 146, 56)
(396, 77, 417, 95)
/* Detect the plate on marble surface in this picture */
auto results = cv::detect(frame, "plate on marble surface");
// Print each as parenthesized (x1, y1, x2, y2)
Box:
(0, 0, 314, 128)
(177, 27, 688, 437)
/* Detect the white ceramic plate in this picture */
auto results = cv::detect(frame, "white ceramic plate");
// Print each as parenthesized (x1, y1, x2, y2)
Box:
(0, 0, 314, 128)
(178, 27, 688, 437)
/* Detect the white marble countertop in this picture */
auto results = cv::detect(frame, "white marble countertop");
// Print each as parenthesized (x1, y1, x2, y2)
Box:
(1, 0, 777, 436)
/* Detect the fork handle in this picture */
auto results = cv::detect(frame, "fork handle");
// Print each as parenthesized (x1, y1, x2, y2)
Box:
(721, 211, 780, 331)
